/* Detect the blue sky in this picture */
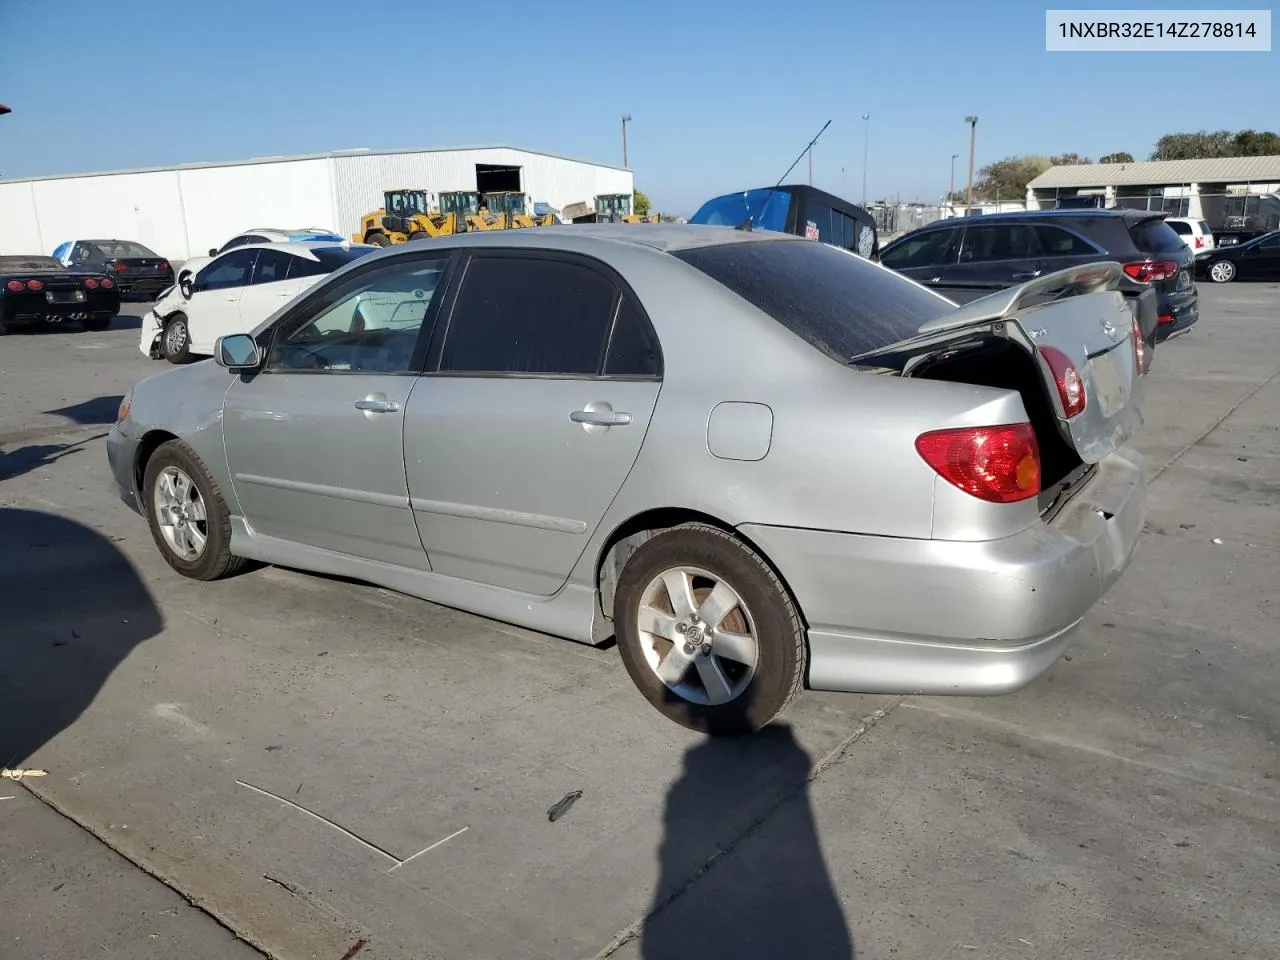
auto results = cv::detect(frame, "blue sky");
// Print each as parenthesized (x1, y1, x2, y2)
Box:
(0, 0, 1275, 213)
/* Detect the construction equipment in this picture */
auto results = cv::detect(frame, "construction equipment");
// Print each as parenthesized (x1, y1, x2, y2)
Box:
(566, 194, 658, 224)
(353, 189, 458, 246)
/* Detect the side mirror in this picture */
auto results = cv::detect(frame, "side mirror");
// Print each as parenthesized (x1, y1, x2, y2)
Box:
(180, 277, 195, 299)
(214, 334, 262, 371)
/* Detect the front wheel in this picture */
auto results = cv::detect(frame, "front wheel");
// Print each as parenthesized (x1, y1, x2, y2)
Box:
(162, 314, 192, 364)
(366, 233, 391, 247)
(614, 523, 806, 736)
(142, 440, 248, 581)
(1208, 259, 1237, 283)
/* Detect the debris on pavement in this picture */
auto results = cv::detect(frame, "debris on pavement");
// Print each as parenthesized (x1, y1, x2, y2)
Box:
(2, 768, 48, 781)
(338, 938, 367, 960)
(547, 789, 583, 822)
(1211, 537, 1224, 544)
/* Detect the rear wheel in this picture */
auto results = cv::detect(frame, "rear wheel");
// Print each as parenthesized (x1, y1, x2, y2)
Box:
(366, 232, 390, 247)
(1208, 259, 1237, 283)
(614, 523, 806, 736)
(162, 314, 192, 364)
(142, 440, 248, 581)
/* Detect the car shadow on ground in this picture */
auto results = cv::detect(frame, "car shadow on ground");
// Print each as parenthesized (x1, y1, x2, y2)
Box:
(45, 396, 125, 426)
(0, 508, 163, 770)
(0, 433, 107, 483)
(639, 722, 855, 959)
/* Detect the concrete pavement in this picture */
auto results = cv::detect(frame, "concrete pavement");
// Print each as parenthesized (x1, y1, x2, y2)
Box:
(2, 287, 1278, 959)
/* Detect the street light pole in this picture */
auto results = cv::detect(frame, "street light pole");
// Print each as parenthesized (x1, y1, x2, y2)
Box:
(861, 113, 870, 206)
(949, 153, 959, 214)
(964, 115, 978, 210)
(621, 114, 632, 168)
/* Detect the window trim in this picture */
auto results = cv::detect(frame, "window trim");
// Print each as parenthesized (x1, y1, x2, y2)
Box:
(256, 248, 458, 377)
(879, 225, 963, 270)
(249, 248, 294, 286)
(422, 247, 664, 382)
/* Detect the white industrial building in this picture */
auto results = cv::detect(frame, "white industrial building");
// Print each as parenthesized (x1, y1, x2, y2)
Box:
(0, 145, 634, 261)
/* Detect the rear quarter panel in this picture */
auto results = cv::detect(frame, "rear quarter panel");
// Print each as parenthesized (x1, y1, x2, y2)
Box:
(553, 241, 1038, 593)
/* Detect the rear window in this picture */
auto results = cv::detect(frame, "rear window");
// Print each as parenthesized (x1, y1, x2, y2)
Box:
(91, 241, 155, 258)
(672, 239, 951, 361)
(309, 245, 379, 271)
(1166, 220, 1192, 235)
(1199, 220, 1212, 235)
(1128, 219, 1188, 255)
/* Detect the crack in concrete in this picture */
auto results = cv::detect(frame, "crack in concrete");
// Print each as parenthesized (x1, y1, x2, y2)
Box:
(592, 697, 905, 959)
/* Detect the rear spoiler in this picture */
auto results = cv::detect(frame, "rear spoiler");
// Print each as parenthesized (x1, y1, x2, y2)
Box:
(917, 261, 1125, 335)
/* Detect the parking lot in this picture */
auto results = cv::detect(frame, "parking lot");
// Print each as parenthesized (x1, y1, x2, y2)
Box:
(2, 284, 1279, 959)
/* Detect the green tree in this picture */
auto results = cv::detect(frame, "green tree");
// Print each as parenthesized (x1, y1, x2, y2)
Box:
(1048, 152, 1093, 166)
(1230, 129, 1280, 156)
(633, 189, 652, 216)
(1150, 130, 1234, 160)
(963, 155, 1052, 202)
(1099, 151, 1135, 164)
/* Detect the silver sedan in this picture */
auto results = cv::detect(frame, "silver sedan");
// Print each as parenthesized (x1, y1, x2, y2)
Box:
(107, 224, 1149, 735)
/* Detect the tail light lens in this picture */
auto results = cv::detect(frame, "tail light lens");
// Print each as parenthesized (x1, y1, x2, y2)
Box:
(1157, 313, 1173, 325)
(1132, 315, 1150, 375)
(4, 279, 23, 292)
(114, 262, 127, 271)
(1194, 237, 1204, 249)
(25, 278, 44, 291)
(158, 261, 170, 271)
(1122, 260, 1179, 283)
(84, 277, 99, 289)
(916, 423, 1041, 504)
(1039, 346, 1086, 418)
(100, 277, 114, 289)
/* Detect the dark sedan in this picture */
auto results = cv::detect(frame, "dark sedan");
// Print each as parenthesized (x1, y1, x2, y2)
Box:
(0, 256, 121, 333)
(877, 209, 1199, 343)
(53, 238, 175, 298)
(1195, 230, 1280, 283)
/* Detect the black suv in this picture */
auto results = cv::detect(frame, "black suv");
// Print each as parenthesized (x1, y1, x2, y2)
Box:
(877, 209, 1199, 343)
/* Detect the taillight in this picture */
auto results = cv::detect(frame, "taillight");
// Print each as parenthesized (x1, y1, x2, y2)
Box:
(114, 262, 127, 271)
(1039, 346, 1086, 418)
(1132, 315, 1150, 375)
(26, 278, 44, 291)
(158, 261, 170, 271)
(1157, 314, 1173, 325)
(4, 279, 23, 292)
(100, 277, 114, 289)
(84, 277, 99, 289)
(915, 423, 1041, 504)
(1122, 260, 1179, 283)
(1194, 237, 1204, 249)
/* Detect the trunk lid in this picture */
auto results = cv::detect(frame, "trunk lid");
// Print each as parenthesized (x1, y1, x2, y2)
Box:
(858, 262, 1145, 465)
(113, 257, 170, 276)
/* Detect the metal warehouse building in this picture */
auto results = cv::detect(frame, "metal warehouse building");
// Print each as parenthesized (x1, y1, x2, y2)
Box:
(0, 145, 634, 261)
(1026, 155, 1280, 232)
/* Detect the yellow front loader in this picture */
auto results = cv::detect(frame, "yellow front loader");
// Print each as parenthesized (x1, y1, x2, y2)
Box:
(353, 189, 458, 246)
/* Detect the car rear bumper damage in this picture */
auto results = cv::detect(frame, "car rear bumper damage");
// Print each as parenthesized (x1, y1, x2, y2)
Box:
(740, 447, 1147, 697)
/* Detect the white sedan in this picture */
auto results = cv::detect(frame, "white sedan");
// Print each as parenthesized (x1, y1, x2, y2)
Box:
(141, 242, 376, 363)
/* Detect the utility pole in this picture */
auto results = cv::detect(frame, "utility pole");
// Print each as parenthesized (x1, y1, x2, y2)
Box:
(949, 153, 959, 213)
(861, 113, 870, 206)
(808, 146, 813, 185)
(621, 114, 632, 168)
(964, 115, 978, 210)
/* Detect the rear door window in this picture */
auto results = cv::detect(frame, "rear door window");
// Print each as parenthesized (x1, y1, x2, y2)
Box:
(251, 249, 293, 285)
(439, 255, 620, 376)
(958, 224, 1041, 263)
(1034, 225, 1099, 256)
(1198, 220, 1213, 235)
(1128, 218, 1188, 255)
(674, 239, 951, 361)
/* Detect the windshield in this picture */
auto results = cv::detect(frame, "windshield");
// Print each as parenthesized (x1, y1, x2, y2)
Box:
(91, 240, 156, 258)
(690, 188, 792, 233)
(309, 245, 379, 270)
(673, 239, 951, 361)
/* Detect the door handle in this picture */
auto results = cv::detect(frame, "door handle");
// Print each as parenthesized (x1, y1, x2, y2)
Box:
(1012, 270, 1042, 280)
(354, 398, 400, 413)
(570, 409, 632, 426)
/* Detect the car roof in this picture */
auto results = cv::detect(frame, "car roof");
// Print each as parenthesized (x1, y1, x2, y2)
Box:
(939, 208, 1158, 225)
(384, 222, 807, 254)
(229, 241, 367, 255)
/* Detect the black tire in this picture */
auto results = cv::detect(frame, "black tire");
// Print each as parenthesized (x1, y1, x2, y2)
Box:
(1207, 259, 1237, 283)
(366, 233, 391, 247)
(162, 313, 192, 364)
(82, 314, 112, 332)
(142, 439, 248, 581)
(407, 230, 433, 242)
(614, 523, 806, 736)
